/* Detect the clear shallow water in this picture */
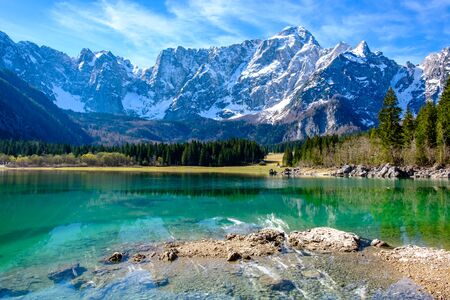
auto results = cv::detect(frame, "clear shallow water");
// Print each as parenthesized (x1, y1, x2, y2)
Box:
(0, 171, 449, 298)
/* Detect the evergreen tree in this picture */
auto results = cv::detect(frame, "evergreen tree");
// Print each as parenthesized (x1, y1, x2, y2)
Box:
(415, 101, 437, 164)
(293, 146, 300, 165)
(378, 88, 402, 162)
(199, 148, 209, 166)
(401, 107, 416, 147)
(437, 76, 450, 163)
(378, 88, 402, 150)
(282, 148, 293, 167)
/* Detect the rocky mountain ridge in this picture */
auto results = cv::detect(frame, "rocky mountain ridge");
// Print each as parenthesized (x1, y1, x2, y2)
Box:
(0, 26, 448, 139)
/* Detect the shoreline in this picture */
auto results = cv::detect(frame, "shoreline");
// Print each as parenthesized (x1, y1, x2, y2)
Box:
(2, 153, 449, 179)
(103, 227, 450, 298)
(49, 227, 448, 299)
(3, 164, 449, 180)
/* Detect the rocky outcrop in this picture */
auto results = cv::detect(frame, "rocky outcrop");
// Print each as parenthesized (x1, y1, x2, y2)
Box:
(413, 165, 450, 179)
(288, 227, 360, 252)
(331, 164, 413, 178)
(329, 163, 450, 179)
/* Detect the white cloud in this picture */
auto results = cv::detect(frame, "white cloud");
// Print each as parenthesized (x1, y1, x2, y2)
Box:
(49, 0, 449, 67)
(50, 0, 316, 66)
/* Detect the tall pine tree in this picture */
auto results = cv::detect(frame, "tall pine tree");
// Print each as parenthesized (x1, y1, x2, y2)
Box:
(415, 101, 437, 164)
(378, 88, 402, 161)
(437, 76, 450, 163)
(401, 107, 416, 147)
(282, 148, 293, 167)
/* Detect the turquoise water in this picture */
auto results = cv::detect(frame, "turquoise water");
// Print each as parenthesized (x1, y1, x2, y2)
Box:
(0, 171, 449, 298)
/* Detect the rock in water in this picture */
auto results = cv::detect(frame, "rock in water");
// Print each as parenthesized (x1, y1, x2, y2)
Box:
(288, 227, 360, 252)
(371, 239, 389, 248)
(160, 249, 178, 262)
(106, 252, 124, 263)
(48, 264, 87, 283)
(131, 253, 146, 263)
(227, 251, 242, 262)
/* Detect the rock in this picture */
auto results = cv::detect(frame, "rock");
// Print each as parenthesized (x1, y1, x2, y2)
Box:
(260, 277, 296, 292)
(0, 288, 29, 298)
(371, 239, 389, 248)
(131, 253, 146, 263)
(280, 168, 292, 176)
(106, 252, 124, 263)
(225, 233, 238, 240)
(350, 165, 369, 177)
(269, 279, 296, 292)
(160, 249, 178, 262)
(242, 254, 252, 260)
(268, 169, 277, 176)
(152, 276, 169, 287)
(48, 264, 87, 283)
(288, 227, 360, 252)
(244, 229, 285, 247)
(334, 164, 355, 176)
(227, 251, 242, 262)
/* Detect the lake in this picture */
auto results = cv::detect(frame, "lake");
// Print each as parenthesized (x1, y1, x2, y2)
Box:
(0, 171, 449, 299)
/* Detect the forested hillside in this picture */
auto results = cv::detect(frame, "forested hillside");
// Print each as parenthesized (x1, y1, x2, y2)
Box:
(0, 69, 91, 144)
(283, 77, 450, 167)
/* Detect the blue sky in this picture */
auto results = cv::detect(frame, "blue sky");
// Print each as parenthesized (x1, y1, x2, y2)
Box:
(0, 0, 448, 67)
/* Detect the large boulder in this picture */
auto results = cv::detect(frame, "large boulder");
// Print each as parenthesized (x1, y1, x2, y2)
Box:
(334, 164, 355, 177)
(288, 227, 360, 252)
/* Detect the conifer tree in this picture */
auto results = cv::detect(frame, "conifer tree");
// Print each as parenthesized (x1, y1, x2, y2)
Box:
(437, 76, 450, 163)
(401, 107, 416, 147)
(293, 146, 300, 165)
(378, 88, 402, 160)
(282, 147, 293, 167)
(415, 101, 437, 164)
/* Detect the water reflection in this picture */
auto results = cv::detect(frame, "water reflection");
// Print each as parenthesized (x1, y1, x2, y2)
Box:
(0, 171, 449, 273)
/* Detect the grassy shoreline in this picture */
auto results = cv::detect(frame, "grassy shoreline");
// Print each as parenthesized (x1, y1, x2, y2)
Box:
(0, 153, 336, 176)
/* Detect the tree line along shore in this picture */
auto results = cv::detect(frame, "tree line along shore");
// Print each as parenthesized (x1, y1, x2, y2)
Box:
(0, 77, 449, 171)
(0, 139, 265, 168)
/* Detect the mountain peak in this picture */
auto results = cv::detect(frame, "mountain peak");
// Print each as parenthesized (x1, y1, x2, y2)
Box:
(352, 41, 371, 57)
(273, 25, 318, 46)
(0, 31, 13, 44)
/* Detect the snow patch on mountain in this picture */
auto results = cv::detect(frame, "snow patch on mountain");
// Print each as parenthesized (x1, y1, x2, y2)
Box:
(52, 86, 85, 113)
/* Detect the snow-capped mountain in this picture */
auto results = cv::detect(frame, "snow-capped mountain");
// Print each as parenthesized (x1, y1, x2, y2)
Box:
(0, 27, 448, 139)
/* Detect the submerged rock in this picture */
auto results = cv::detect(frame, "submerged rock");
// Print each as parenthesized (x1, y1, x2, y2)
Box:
(48, 263, 87, 283)
(0, 288, 29, 298)
(288, 227, 360, 252)
(263, 278, 296, 292)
